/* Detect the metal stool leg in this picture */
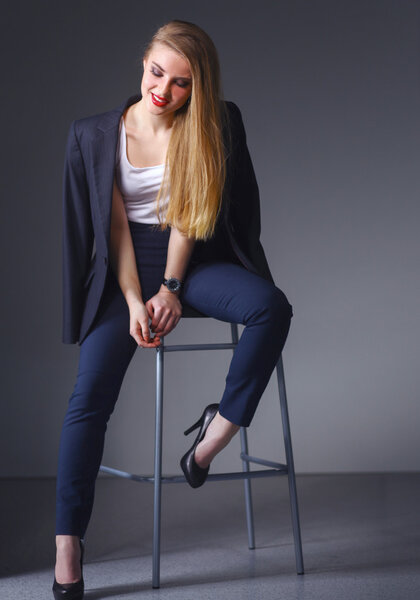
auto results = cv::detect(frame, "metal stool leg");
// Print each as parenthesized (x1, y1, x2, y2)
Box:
(230, 323, 255, 549)
(153, 340, 164, 588)
(239, 427, 256, 548)
(276, 355, 304, 574)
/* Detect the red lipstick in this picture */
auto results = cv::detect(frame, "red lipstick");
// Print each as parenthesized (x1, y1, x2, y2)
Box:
(151, 93, 169, 107)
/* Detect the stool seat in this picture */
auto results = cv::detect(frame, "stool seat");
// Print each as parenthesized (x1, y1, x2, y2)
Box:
(100, 319, 304, 588)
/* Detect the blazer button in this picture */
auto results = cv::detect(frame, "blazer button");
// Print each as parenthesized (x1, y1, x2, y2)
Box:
(103, 256, 108, 265)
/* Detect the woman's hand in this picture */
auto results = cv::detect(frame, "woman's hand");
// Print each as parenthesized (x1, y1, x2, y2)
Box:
(145, 289, 182, 338)
(128, 300, 162, 348)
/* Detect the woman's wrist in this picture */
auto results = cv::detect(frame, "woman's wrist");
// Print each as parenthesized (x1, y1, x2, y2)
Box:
(159, 283, 181, 297)
(125, 289, 145, 309)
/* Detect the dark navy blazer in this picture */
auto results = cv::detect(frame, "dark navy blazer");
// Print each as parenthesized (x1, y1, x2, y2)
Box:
(62, 92, 274, 345)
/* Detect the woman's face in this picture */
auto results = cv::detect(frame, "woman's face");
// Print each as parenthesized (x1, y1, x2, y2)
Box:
(141, 43, 192, 115)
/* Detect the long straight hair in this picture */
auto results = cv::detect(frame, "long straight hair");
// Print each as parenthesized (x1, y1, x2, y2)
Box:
(142, 20, 230, 241)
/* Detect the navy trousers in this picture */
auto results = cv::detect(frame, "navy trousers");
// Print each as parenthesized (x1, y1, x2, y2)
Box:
(55, 221, 293, 537)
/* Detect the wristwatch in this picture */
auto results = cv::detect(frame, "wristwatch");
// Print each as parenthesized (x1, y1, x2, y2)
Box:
(162, 277, 182, 293)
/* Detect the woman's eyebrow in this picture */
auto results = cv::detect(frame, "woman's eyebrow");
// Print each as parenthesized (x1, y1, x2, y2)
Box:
(151, 61, 191, 81)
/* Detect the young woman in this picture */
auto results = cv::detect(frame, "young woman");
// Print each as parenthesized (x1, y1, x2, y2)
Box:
(53, 19, 293, 599)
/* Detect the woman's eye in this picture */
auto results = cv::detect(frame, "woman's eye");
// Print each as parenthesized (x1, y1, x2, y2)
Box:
(150, 68, 189, 88)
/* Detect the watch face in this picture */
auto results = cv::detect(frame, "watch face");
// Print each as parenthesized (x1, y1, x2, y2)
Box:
(166, 277, 181, 292)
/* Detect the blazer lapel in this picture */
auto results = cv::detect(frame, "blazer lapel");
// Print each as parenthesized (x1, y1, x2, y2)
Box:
(89, 92, 142, 250)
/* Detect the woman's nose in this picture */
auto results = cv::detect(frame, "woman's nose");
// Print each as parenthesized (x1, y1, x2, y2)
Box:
(159, 78, 171, 97)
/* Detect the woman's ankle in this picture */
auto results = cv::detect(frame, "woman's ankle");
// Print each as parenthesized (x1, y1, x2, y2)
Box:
(56, 534, 80, 548)
(54, 536, 82, 583)
(194, 412, 240, 468)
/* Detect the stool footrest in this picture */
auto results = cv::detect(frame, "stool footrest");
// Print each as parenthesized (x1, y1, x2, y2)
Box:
(163, 342, 236, 352)
(99, 464, 288, 483)
(240, 452, 288, 471)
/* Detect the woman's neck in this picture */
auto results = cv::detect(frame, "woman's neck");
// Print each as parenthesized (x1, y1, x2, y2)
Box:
(130, 98, 174, 136)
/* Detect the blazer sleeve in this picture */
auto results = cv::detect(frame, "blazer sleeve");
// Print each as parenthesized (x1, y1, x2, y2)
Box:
(62, 120, 94, 344)
(226, 102, 275, 284)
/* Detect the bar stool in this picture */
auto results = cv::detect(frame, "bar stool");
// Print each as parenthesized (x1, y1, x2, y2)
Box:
(100, 303, 304, 588)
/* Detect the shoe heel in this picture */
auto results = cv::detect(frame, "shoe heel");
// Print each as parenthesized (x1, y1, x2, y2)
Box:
(184, 415, 204, 436)
(180, 403, 219, 489)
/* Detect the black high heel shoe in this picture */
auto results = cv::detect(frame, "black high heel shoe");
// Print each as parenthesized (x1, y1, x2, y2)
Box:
(52, 537, 85, 599)
(180, 403, 219, 488)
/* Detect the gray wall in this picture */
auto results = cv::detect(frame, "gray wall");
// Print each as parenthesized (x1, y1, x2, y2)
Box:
(1, 0, 419, 477)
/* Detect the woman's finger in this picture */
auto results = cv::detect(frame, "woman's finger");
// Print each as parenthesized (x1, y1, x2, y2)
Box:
(151, 310, 171, 334)
(153, 314, 180, 337)
(136, 322, 161, 347)
(140, 318, 151, 342)
(150, 307, 165, 332)
(139, 335, 161, 348)
(129, 318, 142, 345)
(130, 317, 157, 347)
(160, 318, 176, 337)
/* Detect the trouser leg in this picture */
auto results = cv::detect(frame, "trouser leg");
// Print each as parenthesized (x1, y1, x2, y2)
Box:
(181, 261, 293, 427)
(55, 278, 137, 538)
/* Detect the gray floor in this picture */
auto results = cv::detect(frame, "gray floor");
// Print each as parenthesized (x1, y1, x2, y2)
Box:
(1, 473, 419, 599)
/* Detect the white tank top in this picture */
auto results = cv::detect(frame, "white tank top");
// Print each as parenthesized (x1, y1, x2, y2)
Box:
(115, 116, 170, 224)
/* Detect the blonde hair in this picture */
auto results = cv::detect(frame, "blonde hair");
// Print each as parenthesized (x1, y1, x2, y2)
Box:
(142, 20, 229, 241)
